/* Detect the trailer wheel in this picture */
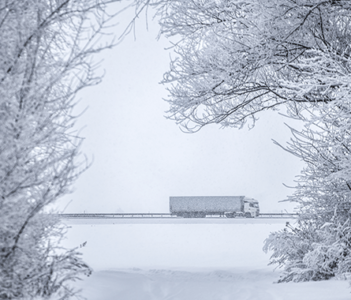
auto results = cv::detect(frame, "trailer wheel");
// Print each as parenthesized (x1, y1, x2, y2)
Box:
(193, 212, 206, 218)
(225, 213, 235, 218)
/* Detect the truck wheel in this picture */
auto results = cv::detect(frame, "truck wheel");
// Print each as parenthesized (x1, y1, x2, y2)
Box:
(245, 212, 252, 218)
(225, 213, 235, 218)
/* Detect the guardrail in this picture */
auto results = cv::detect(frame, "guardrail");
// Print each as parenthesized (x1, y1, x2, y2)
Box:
(259, 213, 298, 218)
(60, 213, 177, 218)
(59, 213, 298, 219)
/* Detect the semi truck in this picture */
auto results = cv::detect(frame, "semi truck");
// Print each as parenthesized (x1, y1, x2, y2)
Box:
(169, 196, 260, 218)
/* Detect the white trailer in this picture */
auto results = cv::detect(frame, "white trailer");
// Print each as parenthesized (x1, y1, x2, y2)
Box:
(169, 196, 260, 218)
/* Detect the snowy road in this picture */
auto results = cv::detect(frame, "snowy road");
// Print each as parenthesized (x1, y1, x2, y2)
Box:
(62, 219, 350, 299)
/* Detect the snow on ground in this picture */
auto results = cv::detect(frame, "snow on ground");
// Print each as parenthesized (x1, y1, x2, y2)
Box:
(61, 218, 350, 300)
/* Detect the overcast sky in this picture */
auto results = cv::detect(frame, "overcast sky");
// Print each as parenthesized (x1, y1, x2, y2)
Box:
(58, 4, 305, 214)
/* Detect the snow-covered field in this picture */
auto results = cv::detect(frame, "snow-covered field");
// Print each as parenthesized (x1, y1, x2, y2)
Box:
(62, 218, 350, 300)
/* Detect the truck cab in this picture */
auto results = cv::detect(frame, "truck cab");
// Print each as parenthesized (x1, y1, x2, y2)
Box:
(243, 198, 260, 218)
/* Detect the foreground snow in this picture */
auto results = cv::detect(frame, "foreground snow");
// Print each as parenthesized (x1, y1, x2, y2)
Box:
(73, 268, 349, 300)
(62, 218, 350, 299)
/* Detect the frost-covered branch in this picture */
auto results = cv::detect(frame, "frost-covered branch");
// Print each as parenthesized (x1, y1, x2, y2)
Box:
(130, 0, 351, 131)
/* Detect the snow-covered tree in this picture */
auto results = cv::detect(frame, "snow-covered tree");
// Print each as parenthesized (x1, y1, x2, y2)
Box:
(264, 93, 351, 282)
(256, 32, 351, 279)
(0, 1, 121, 298)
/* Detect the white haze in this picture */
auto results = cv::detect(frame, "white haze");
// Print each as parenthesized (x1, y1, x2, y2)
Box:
(58, 4, 305, 214)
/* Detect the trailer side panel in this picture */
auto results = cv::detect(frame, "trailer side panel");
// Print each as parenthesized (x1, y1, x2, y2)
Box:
(170, 196, 245, 214)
